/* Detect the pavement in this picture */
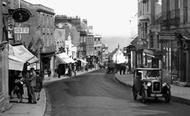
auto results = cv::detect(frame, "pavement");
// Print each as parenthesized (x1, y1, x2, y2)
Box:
(0, 68, 96, 116)
(114, 73, 190, 105)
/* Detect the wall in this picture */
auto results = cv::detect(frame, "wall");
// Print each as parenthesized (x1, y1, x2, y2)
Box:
(0, 0, 10, 112)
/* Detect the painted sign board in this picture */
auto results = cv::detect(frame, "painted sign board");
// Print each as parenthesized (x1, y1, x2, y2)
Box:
(14, 27, 29, 34)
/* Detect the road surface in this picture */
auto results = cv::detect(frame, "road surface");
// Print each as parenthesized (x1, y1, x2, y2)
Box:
(45, 70, 190, 116)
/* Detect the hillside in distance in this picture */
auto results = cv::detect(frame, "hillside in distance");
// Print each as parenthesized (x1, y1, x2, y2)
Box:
(102, 36, 132, 52)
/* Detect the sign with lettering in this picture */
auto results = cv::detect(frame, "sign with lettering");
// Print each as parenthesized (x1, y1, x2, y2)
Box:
(14, 27, 29, 34)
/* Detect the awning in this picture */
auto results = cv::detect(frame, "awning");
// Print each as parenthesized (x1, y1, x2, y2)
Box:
(60, 58, 75, 64)
(8, 44, 39, 71)
(78, 59, 87, 64)
(12, 45, 39, 63)
(27, 62, 40, 70)
(28, 56, 39, 64)
(8, 55, 24, 71)
(56, 53, 75, 64)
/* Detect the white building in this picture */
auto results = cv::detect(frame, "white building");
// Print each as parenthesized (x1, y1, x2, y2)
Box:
(65, 33, 77, 59)
(54, 29, 66, 53)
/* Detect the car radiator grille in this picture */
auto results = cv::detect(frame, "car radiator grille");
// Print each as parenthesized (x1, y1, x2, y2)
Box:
(152, 82, 161, 92)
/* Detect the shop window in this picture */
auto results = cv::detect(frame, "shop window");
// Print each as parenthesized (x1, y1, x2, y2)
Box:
(183, 0, 188, 24)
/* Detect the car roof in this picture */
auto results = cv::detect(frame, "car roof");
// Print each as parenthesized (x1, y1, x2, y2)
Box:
(135, 68, 161, 71)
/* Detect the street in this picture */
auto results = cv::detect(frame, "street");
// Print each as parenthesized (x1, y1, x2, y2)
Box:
(44, 70, 190, 116)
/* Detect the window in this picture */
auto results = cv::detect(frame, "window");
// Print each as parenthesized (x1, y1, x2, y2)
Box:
(144, 22, 148, 34)
(157, 0, 162, 5)
(147, 0, 149, 12)
(183, 0, 188, 24)
(175, 0, 179, 9)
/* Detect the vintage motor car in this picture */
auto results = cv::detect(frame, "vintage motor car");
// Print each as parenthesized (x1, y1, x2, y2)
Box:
(132, 68, 171, 103)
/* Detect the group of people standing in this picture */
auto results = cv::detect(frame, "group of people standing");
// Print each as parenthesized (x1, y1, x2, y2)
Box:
(9, 68, 43, 104)
(106, 61, 128, 75)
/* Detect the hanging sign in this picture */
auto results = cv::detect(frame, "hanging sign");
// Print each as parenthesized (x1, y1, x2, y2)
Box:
(12, 8, 31, 23)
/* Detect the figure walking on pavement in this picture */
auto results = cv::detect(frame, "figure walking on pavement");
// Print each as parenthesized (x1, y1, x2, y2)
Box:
(14, 71, 24, 103)
(26, 68, 37, 104)
(34, 71, 43, 101)
(72, 63, 77, 77)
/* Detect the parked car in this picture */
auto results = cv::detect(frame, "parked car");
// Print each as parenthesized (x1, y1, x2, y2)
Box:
(132, 68, 171, 103)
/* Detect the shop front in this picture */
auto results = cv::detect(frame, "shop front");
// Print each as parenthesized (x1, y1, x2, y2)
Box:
(8, 44, 39, 100)
(160, 32, 190, 86)
(55, 52, 75, 77)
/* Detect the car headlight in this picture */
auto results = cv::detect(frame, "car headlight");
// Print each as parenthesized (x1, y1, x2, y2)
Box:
(147, 82, 151, 86)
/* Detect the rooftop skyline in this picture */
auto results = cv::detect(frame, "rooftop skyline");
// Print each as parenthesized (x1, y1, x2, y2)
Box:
(25, 0, 138, 38)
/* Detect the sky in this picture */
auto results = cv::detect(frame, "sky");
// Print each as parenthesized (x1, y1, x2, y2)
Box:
(26, 0, 138, 50)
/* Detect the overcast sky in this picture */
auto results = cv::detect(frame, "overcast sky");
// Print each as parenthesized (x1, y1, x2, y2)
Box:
(26, 0, 138, 38)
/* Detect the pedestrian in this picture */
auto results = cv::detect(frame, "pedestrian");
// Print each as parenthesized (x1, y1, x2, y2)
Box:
(68, 64, 72, 76)
(27, 68, 37, 104)
(24, 71, 32, 103)
(14, 72, 24, 103)
(47, 70, 51, 77)
(9, 70, 15, 99)
(72, 63, 77, 77)
(123, 64, 127, 75)
(34, 71, 43, 101)
(119, 65, 123, 75)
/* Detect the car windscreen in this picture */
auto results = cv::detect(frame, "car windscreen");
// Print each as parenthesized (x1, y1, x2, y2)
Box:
(146, 70, 160, 77)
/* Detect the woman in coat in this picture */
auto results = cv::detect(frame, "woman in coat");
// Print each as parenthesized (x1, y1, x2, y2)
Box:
(34, 71, 43, 101)
(14, 72, 24, 103)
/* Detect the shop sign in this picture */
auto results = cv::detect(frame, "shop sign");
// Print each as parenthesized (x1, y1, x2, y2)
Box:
(14, 27, 29, 34)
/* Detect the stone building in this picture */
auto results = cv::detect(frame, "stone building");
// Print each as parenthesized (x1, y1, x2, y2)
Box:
(136, 0, 162, 68)
(86, 33, 94, 57)
(94, 35, 103, 62)
(78, 19, 89, 59)
(136, 0, 190, 86)
(32, 4, 56, 77)
(54, 15, 80, 60)
(78, 30, 87, 59)
(55, 15, 80, 47)
(159, 0, 190, 86)
(8, 0, 56, 76)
